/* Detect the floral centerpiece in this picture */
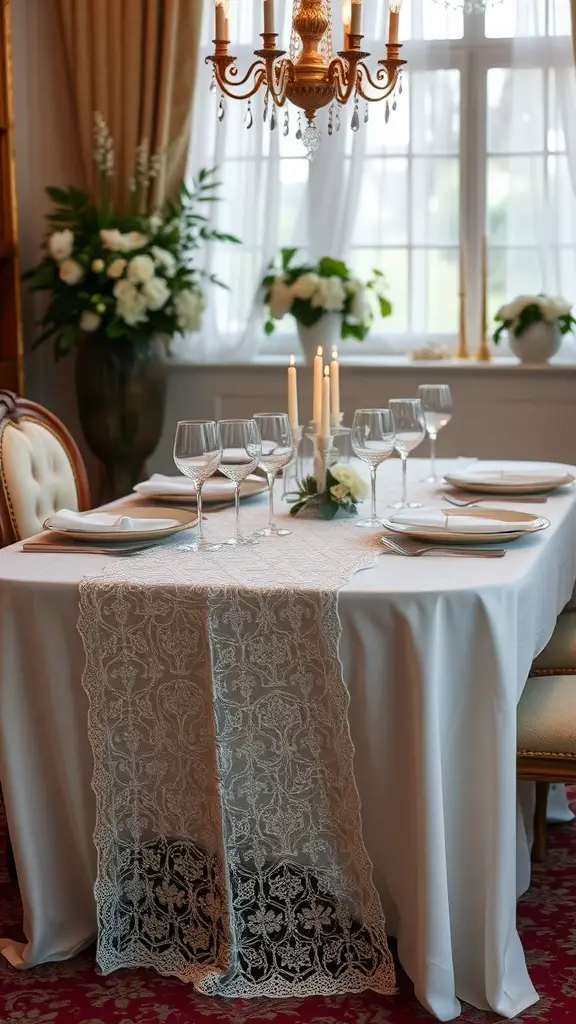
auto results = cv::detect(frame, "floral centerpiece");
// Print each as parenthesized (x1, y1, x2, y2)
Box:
(290, 463, 369, 519)
(493, 294, 575, 365)
(24, 113, 239, 500)
(262, 248, 392, 363)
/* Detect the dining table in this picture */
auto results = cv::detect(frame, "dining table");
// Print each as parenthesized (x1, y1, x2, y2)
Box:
(1, 458, 576, 1022)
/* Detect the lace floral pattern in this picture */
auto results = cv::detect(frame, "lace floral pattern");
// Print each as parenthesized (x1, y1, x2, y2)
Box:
(77, 503, 394, 996)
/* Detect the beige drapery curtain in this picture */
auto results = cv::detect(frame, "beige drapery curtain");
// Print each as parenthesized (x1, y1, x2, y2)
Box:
(57, 0, 202, 211)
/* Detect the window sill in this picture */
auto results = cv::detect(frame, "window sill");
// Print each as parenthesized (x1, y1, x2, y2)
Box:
(167, 354, 576, 374)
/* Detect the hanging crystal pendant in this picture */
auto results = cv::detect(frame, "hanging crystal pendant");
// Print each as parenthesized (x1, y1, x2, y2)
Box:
(209, 77, 217, 96)
(392, 99, 397, 112)
(328, 104, 334, 137)
(302, 121, 322, 161)
(270, 108, 277, 131)
(296, 113, 302, 141)
(364, 103, 369, 125)
(244, 100, 253, 130)
(351, 100, 360, 132)
(283, 109, 289, 137)
(217, 96, 225, 122)
(399, 75, 403, 96)
(335, 109, 341, 133)
(385, 100, 390, 125)
(263, 89, 269, 124)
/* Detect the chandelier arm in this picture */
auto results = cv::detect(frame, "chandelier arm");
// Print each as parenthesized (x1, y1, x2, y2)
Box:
(328, 57, 358, 106)
(266, 57, 293, 106)
(206, 56, 268, 100)
(356, 62, 399, 103)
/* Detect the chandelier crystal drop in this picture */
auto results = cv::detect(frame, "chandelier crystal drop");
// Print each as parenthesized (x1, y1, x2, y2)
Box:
(207, 0, 406, 159)
(431, 0, 505, 11)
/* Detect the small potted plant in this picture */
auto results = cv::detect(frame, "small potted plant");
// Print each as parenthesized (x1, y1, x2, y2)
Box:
(493, 295, 575, 364)
(262, 248, 392, 364)
(24, 114, 239, 500)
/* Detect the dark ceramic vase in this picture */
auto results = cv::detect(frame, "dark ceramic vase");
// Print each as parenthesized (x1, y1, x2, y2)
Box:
(75, 333, 168, 502)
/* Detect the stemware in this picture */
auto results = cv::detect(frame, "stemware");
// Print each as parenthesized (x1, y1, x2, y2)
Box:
(173, 420, 222, 552)
(389, 399, 426, 509)
(418, 384, 453, 484)
(351, 409, 396, 528)
(254, 413, 294, 537)
(218, 419, 262, 546)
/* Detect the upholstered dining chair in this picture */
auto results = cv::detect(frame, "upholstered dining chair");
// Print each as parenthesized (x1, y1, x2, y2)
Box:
(517, 673, 576, 862)
(0, 390, 90, 545)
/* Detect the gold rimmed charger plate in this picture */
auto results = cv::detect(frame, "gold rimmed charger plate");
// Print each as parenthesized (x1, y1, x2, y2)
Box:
(135, 475, 269, 505)
(382, 507, 550, 545)
(444, 470, 574, 496)
(43, 506, 198, 543)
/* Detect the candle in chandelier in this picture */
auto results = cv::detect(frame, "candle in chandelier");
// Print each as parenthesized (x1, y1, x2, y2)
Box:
(388, 0, 403, 45)
(313, 345, 323, 428)
(350, 0, 362, 35)
(330, 347, 340, 424)
(288, 354, 299, 433)
(342, 0, 351, 41)
(215, 0, 226, 41)
(321, 366, 331, 439)
(263, 0, 275, 34)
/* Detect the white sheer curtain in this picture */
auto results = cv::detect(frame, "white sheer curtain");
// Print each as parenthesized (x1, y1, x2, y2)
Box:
(178, 0, 576, 363)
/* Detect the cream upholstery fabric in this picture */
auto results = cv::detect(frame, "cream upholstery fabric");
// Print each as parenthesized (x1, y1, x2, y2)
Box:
(518, 675, 576, 755)
(532, 612, 576, 672)
(0, 419, 79, 540)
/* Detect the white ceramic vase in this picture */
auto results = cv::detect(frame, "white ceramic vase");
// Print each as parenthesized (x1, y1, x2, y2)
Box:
(509, 321, 561, 365)
(297, 313, 341, 365)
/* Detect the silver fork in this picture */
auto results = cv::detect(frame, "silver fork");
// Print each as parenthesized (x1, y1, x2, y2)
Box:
(381, 536, 506, 558)
(442, 493, 547, 508)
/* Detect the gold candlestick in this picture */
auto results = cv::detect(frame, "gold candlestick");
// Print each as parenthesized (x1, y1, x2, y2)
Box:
(457, 247, 468, 359)
(476, 235, 491, 362)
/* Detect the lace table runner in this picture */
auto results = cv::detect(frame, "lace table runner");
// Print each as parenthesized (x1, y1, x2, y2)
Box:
(77, 499, 395, 997)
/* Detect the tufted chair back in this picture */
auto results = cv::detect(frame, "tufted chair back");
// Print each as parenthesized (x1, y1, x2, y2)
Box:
(0, 391, 90, 544)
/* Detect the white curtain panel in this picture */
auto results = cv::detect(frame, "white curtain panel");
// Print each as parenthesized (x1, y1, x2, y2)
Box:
(178, 0, 576, 362)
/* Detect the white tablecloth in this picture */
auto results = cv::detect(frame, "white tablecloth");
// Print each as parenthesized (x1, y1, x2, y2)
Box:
(1, 459, 576, 1020)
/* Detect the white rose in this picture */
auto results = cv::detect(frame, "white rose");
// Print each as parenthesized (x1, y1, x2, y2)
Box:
(151, 246, 176, 277)
(120, 231, 148, 252)
(550, 297, 572, 317)
(80, 310, 102, 333)
(59, 259, 84, 286)
(48, 229, 74, 261)
(268, 276, 293, 320)
(127, 254, 155, 284)
(141, 276, 171, 311)
(107, 258, 127, 279)
(174, 289, 204, 332)
(330, 483, 349, 501)
(311, 276, 345, 312)
(91, 258, 105, 273)
(100, 228, 124, 251)
(291, 273, 320, 301)
(149, 213, 163, 233)
(114, 280, 148, 327)
(330, 463, 369, 499)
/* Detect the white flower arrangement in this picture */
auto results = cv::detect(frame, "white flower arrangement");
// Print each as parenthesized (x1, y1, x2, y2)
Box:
(24, 115, 239, 359)
(493, 294, 575, 345)
(262, 248, 392, 342)
(290, 462, 368, 519)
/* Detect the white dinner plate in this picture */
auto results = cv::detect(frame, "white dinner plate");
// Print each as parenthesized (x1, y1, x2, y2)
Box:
(382, 507, 550, 545)
(444, 467, 574, 495)
(43, 506, 198, 542)
(133, 474, 268, 504)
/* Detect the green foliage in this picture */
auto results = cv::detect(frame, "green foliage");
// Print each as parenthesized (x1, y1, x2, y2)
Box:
(24, 167, 240, 360)
(289, 469, 359, 519)
(493, 299, 576, 344)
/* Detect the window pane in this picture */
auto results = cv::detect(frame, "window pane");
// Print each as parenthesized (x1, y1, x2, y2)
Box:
(412, 249, 458, 334)
(485, 0, 544, 38)
(489, 247, 542, 321)
(412, 158, 459, 246)
(548, 155, 576, 247)
(487, 70, 544, 154)
(411, 71, 460, 155)
(351, 248, 409, 333)
(352, 159, 408, 247)
(487, 156, 545, 246)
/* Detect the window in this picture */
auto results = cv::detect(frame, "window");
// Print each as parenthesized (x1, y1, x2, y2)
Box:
(190, 0, 574, 358)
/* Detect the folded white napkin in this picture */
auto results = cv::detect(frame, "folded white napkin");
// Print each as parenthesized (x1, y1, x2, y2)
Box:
(388, 508, 520, 534)
(49, 509, 178, 533)
(134, 474, 198, 497)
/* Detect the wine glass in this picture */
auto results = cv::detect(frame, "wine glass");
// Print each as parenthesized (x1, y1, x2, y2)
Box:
(218, 419, 262, 546)
(254, 413, 294, 538)
(351, 409, 396, 528)
(173, 420, 222, 553)
(389, 399, 426, 509)
(418, 384, 453, 484)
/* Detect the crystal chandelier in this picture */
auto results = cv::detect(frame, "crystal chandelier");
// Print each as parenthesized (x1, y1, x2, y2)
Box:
(431, 0, 504, 11)
(207, 0, 406, 158)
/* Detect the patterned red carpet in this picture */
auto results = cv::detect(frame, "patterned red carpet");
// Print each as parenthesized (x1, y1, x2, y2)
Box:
(1, 796, 575, 1024)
